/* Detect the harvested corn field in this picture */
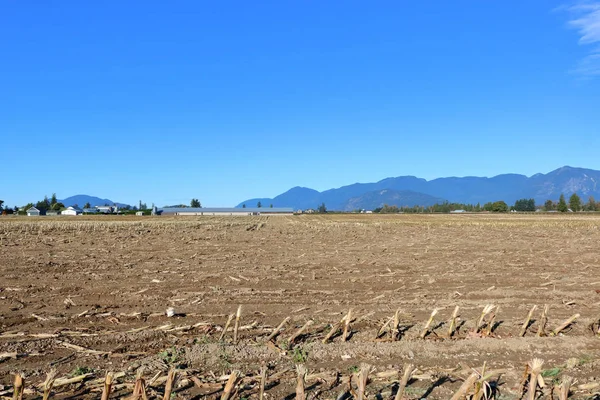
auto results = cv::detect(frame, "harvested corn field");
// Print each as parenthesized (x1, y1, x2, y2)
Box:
(1, 214, 599, 399)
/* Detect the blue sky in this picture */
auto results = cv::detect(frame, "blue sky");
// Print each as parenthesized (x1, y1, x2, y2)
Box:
(2, 1, 600, 207)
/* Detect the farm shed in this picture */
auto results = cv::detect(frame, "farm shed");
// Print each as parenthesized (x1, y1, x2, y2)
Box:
(96, 206, 114, 214)
(159, 207, 294, 216)
(46, 210, 60, 216)
(136, 211, 144, 216)
(26, 207, 40, 216)
(62, 206, 82, 216)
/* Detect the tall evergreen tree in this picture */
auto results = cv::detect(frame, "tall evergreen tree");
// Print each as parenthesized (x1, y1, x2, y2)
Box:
(569, 193, 581, 212)
(190, 198, 201, 208)
(587, 196, 597, 211)
(557, 194, 568, 212)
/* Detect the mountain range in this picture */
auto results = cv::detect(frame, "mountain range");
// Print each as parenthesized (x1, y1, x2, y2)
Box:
(237, 166, 600, 211)
(59, 195, 130, 208)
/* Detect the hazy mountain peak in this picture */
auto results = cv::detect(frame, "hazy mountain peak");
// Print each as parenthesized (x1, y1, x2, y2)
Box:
(236, 166, 600, 210)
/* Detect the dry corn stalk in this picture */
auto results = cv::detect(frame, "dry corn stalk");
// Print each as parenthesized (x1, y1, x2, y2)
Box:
(219, 314, 235, 341)
(551, 314, 580, 336)
(266, 316, 290, 342)
(296, 364, 307, 400)
(527, 358, 544, 400)
(376, 316, 393, 339)
(162, 369, 176, 400)
(233, 305, 242, 344)
(484, 307, 498, 336)
(472, 362, 491, 400)
(129, 370, 148, 400)
(101, 372, 114, 400)
(447, 306, 459, 338)
(259, 365, 267, 400)
(220, 370, 241, 400)
(520, 305, 538, 337)
(289, 320, 313, 345)
(42, 369, 57, 400)
(357, 363, 370, 400)
(536, 305, 549, 337)
(13, 373, 24, 400)
(558, 376, 573, 400)
(394, 363, 414, 400)
(518, 364, 530, 399)
(450, 372, 478, 400)
(323, 314, 347, 344)
(420, 308, 439, 339)
(392, 308, 401, 341)
(342, 309, 353, 342)
(476, 305, 495, 333)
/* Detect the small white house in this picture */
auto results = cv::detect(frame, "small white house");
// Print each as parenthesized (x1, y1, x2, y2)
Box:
(62, 206, 82, 216)
(26, 207, 40, 216)
(136, 211, 144, 216)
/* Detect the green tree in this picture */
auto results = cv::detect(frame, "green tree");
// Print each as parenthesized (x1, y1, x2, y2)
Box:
(586, 196, 597, 211)
(190, 198, 201, 208)
(242, 204, 246, 208)
(51, 193, 57, 205)
(513, 198, 535, 212)
(36, 196, 51, 212)
(270, 204, 273, 208)
(257, 201, 262, 208)
(317, 202, 327, 213)
(569, 193, 581, 212)
(84, 202, 91, 209)
(491, 201, 508, 212)
(483, 202, 493, 212)
(557, 194, 568, 212)
(380, 204, 400, 213)
(544, 200, 554, 211)
(0, 200, 4, 210)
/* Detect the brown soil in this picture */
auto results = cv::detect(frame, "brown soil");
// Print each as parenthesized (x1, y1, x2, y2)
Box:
(1, 214, 599, 399)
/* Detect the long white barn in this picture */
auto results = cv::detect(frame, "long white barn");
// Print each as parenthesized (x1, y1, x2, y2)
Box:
(159, 207, 294, 216)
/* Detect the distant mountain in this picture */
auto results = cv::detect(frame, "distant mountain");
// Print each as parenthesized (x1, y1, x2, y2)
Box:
(344, 190, 445, 211)
(236, 166, 600, 210)
(238, 187, 321, 210)
(60, 195, 130, 208)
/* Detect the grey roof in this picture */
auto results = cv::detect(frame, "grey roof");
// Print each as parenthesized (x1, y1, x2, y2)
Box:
(27, 207, 39, 212)
(159, 207, 294, 214)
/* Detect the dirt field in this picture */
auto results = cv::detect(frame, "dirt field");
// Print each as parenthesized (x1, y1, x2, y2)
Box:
(1, 214, 599, 399)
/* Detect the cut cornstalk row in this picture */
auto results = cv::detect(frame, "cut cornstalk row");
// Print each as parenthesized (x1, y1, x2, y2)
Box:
(3, 357, 600, 400)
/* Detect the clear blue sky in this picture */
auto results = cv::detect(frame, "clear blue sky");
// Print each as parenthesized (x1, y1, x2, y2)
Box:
(2, 1, 600, 207)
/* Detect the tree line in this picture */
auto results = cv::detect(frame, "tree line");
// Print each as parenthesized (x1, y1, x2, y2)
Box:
(373, 193, 598, 213)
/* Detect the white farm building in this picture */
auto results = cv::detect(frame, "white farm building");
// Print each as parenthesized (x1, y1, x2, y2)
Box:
(26, 207, 40, 216)
(159, 207, 294, 216)
(62, 206, 82, 216)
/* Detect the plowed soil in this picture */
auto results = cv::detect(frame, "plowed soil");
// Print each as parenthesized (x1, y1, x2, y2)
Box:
(1, 214, 599, 399)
